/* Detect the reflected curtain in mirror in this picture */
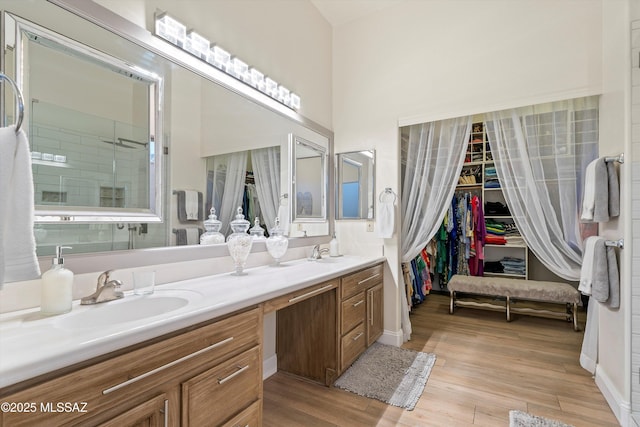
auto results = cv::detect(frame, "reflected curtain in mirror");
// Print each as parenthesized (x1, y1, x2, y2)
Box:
(206, 152, 248, 236)
(251, 146, 281, 231)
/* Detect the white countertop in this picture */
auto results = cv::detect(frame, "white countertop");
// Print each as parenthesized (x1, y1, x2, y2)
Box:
(0, 255, 385, 389)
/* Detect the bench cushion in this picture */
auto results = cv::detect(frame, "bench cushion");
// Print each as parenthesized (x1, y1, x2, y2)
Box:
(448, 275, 580, 304)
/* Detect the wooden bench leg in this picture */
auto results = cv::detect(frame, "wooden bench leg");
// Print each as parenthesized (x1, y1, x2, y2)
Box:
(572, 302, 579, 331)
(506, 296, 511, 322)
(449, 291, 455, 314)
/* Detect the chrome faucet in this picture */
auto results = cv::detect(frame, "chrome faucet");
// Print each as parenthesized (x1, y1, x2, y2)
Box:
(309, 244, 330, 260)
(80, 270, 124, 305)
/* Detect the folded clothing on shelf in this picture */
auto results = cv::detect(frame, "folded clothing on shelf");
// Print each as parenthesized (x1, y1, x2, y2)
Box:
(484, 256, 525, 276)
(485, 201, 511, 216)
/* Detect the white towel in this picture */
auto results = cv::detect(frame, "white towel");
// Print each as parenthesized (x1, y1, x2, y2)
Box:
(581, 157, 620, 223)
(185, 190, 199, 220)
(375, 197, 395, 239)
(0, 126, 40, 285)
(578, 236, 603, 295)
(580, 297, 598, 374)
(277, 198, 290, 236)
(580, 159, 597, 222)
(186, 228, 200, 245)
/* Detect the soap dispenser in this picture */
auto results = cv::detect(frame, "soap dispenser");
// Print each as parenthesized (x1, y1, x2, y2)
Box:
(330, 233, 340, 257)
(41, 246, 74, 315)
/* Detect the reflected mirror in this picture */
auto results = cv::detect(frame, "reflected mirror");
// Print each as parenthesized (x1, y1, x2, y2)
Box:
(7, 12, 163, 223)
(336, 150, 375, 220)
(291, 135, 327, 223)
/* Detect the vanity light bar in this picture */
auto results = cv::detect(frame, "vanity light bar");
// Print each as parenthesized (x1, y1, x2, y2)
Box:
(154, 12, 301, 110)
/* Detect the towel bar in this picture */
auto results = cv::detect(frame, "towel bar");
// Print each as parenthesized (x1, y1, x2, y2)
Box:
(0, 73, 24, 133)
(604, 153, 624, 164)
(605, 239, 624, 249)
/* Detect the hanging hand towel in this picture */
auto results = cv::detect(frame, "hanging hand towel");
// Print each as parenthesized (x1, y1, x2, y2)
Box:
(592, 243, 620, 309)
(176, 190, 203, 222)
(581, 157, 620, 223)
(578, 236, 603, 296)
(186, 228, 201, 245)
(376, 191, 395, 239)
(277, 197, 290, 236)
(174, 228, 203, 246)
(0, 125, 41, 285)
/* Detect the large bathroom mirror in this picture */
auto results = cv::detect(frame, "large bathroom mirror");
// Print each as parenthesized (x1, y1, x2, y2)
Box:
(336, 150, 375, 220)
(290, 135, 328, 225)
(0, 0, 333, 282)
(7, 12, 163, 223)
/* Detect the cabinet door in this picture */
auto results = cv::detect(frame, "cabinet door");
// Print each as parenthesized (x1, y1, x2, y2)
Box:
(366, 283, 383, 347)
(98, 394, 168, 427)
(181, 346, 261, 427)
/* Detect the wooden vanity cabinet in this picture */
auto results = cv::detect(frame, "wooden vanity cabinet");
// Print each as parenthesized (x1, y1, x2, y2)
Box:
(0, 306, 262, 427)
(339, 264, 384, 373)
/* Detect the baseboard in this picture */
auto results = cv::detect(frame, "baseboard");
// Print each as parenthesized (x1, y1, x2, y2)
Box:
(263, 354, 277, 380)
(595, 365, 631, 426)
(377, 329, 403, 347)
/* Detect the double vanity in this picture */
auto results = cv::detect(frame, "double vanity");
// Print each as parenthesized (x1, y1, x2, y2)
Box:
(0, 255, 385, 426)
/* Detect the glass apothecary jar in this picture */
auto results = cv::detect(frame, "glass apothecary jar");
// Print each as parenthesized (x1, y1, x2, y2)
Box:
(249, 217, 266, 241)
(226, 207, 253, 275)
(266, 217, 288, 265)
(200, 207, 225, 245)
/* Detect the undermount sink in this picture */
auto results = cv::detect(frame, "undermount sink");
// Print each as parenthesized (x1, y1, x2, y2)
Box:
(55, 291, 196, 330)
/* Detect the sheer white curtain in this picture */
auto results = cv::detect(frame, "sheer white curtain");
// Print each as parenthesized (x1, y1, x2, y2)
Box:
(401, 117, 473, 262)
(400, 116, 472, 341)
(211, 151, 248, 236)
(251, 146, 281, 231)
(485, 96, 599, 280)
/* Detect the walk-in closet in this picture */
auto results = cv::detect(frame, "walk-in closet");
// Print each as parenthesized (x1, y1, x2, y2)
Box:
(400, 96, 602, 310)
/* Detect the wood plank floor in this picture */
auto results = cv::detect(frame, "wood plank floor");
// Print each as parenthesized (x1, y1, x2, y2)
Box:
(263, 293, 619, 426)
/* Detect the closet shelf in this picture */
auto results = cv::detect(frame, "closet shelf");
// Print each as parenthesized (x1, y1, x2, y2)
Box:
(456, 183, 483, 189)
(484, 272, 526, 279)
(462, 161, 484, 166)
(485, 243, 527, 248)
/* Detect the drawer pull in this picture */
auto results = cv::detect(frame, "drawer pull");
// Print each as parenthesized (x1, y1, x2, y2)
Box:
(103, 336, 234, 395)
(161, 399, 169, 427)
(353, 300, 364, 307)
(288, 283, 334, 303)
(358, 273, 380, 285)
(218, 364, 250, 385)
(353, 332, 364, 341)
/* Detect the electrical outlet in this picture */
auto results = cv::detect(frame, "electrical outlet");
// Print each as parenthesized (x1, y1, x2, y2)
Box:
(366, 221, 374, 232)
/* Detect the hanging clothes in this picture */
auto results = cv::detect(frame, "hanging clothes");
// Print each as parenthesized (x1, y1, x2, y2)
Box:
(434, 191, 485, 286)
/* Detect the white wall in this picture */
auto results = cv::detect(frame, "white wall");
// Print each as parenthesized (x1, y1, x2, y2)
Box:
(95, 0, 332, 130)
(599, 1, 631, 424)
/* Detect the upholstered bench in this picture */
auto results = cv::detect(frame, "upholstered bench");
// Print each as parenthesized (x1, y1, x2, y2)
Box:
(447, 274, 581, 331)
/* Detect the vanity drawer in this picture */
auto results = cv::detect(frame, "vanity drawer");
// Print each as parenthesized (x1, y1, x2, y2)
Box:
(0, 307, 261, 427)
(263, 279, 338, 313)
(340, 323, 366, 371)
(221, 399, 261, 427)
(182, 346, 261, 427)
(341, 264, 383, 299)
(341, 291, 366, 335)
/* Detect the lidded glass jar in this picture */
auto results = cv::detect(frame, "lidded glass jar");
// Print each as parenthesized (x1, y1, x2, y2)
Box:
(226, 207, 253, 275)
(266, 217, 288, 265)
(249, 217, 266, 241)
(200, 207, 225, 245)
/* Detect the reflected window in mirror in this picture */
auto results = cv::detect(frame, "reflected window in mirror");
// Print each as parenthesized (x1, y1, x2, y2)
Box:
(290, 135, 327, 223)
(336, 150, 375, 220)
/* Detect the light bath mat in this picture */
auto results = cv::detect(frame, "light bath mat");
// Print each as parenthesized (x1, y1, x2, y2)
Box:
(509, 410, 574, 427)
(334, 342, 436, 410)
